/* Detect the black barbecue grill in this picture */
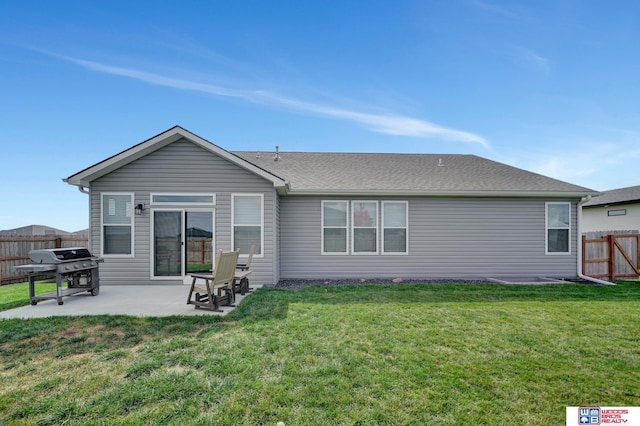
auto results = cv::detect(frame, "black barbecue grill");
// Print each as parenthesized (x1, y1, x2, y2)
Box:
(12, 247, 102, 305)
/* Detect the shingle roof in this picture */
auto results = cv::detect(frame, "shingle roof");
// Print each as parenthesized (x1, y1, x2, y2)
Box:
(583, 185, 640, 207)
(63, 125, 597, 197)
(233, 151, 596, 196)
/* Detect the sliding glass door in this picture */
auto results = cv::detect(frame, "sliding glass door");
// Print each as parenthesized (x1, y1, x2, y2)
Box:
(152, 210, 214, 279)
(185, 211, 214, 274)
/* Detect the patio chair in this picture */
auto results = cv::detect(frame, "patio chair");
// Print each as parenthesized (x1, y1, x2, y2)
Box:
(187, 249, 239, 312)
(234, 245, 254, 295)
(236, 244, 255, 271)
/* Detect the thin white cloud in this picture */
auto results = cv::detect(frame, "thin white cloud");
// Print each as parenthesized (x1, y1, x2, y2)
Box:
(513, 141, 640, 190)
(522, 50, 551, 73)
(470, 0, 519, 19)
(55, 54, 489, 147)
(531, 155, 597, 181)
(269, 96, 488, 144)
(511, 46, 551, 74)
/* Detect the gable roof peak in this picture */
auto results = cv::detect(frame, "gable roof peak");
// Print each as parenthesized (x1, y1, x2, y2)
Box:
(64, 126, 287, 188)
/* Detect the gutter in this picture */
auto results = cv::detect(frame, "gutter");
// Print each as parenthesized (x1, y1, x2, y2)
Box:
(577, 195, 616, 285)
(281, 189, 600, 198)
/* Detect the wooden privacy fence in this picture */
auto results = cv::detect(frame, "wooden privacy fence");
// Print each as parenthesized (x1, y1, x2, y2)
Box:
(155, 238, 213, 267)
(583, 233, 640, 281)
(186, 239, 213, 266)
(2, 236, 213, 285)
(0, 237, 88, 285)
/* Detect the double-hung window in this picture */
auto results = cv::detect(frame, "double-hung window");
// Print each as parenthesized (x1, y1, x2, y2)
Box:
(352, 201, 378, 254)
(232, 194, 263, 255)
(546, 202, 570, 254)
(382, 201, 408, 254)
(322, 201, 348, 254)
(321, 200, 409, 255)
(102, 193, 134, 256)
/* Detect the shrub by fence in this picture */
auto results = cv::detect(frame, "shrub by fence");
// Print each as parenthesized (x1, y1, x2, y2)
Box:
(0, 236, 88, 285)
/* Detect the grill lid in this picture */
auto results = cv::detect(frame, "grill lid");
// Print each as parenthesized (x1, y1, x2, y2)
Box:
(29, 248, 94, 264)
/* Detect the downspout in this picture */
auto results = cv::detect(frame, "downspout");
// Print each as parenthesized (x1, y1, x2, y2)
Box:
(78, 186, 91, 250)
(577, 195, 615, 285)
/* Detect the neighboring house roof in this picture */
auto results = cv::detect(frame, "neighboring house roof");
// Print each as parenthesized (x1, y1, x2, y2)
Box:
(233, 151, 597, 197)
(64, 125, 597, 198)
(582, 185, 640, 208)
(0, 225, 77, 237)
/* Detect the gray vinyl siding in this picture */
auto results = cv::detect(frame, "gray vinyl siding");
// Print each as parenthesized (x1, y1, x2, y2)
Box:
(90, 138, 277, 286)
(280, 196, 580, 280)
(88, 136, 581, 285)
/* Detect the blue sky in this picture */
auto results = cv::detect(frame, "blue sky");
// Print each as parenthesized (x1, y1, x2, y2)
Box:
(1, 0, 639, 232)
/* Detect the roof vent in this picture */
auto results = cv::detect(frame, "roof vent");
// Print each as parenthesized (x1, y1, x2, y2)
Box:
(274, 146, 280, 161)
(438, 158, 444, 167)
(256, 152, 261, 159)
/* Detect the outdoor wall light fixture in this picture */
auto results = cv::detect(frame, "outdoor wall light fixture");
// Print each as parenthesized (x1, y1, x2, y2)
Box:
(134, 203, 146, 215)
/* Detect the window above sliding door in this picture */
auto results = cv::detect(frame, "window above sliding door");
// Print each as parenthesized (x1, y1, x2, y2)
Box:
(151, 193, 216, 205)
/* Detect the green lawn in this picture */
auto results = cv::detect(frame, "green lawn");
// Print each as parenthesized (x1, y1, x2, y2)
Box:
(0, 281, 58, 311)
(1, 282, 639, 425)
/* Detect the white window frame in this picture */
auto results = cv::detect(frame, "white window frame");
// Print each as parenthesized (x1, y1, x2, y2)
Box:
(382, 201, 409, 255)
(101, 192, 135, 258)
(351, 200, 379, 255)
(149, 208, 215, 280)
(231, 193, 264, 257)
(150, 193, 216, 206)
(150, 208, 183, 281)
(545, 202, 571, 255)
(321, 200, 349, 255)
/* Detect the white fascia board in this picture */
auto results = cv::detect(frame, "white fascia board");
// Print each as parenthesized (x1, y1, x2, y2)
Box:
(64, 129, 183, 187)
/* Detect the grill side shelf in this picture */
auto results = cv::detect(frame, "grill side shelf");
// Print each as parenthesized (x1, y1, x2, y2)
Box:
(12, 264, 57, 273)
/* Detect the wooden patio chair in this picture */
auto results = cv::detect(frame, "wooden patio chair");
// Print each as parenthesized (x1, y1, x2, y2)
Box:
(187, 249, 239, 312)
(234, 245, 254, 295)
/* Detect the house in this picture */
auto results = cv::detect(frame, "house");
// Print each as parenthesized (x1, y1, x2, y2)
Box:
(0, 225, 88, 238)
(64, 126, 599, 286)
(582, 185, 640, 234)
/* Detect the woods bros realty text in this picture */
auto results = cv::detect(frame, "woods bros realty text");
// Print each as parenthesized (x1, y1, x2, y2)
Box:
(567, 407, 640, 425)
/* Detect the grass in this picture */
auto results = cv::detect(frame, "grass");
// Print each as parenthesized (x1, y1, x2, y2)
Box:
(0, 281, 58, 311)
(1, 281, 639, 425)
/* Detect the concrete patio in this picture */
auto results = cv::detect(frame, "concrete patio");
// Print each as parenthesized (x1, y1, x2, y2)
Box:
(0, 285, 261, 319)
